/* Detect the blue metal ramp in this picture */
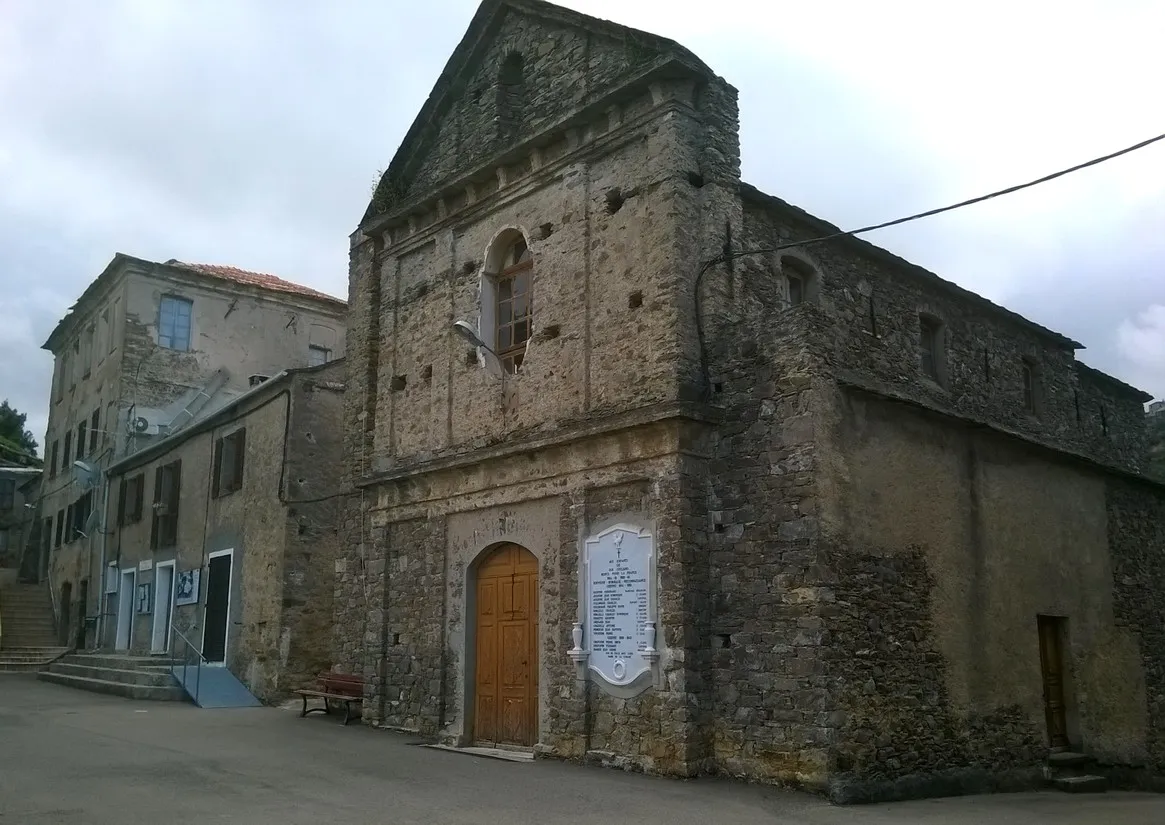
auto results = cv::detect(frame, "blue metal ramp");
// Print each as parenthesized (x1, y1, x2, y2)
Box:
(172, 664, 262, 708)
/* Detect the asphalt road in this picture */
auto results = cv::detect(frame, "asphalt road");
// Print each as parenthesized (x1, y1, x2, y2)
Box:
(1, 674, 1162, 824)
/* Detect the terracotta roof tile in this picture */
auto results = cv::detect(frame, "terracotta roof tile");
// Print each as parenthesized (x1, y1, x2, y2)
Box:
(164, 260, 345, 305)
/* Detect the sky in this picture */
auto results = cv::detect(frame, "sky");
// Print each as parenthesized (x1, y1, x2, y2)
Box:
(1, 0, 1163, 452)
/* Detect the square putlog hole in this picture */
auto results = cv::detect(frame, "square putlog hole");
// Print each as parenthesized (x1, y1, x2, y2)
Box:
(390, 375, 407, 391)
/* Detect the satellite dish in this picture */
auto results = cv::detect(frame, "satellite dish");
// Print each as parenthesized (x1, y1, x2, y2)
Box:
(72, 460, 100, 491)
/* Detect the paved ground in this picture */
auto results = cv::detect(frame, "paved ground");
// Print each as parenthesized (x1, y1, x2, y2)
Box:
(2, 674, 1163, 824)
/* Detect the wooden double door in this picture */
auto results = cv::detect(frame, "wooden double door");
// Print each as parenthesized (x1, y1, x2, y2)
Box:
(474, 544, 538, 747)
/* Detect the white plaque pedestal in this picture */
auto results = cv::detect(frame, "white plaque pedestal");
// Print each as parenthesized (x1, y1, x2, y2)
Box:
(571, 523, 658, 697)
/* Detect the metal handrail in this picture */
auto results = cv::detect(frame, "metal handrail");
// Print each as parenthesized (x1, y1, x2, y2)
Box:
(47, 566, 60, 640)
(170, 625, 205, 705)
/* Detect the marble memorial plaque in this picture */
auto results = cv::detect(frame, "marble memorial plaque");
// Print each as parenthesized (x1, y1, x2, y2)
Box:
(583, 524, 655, 688)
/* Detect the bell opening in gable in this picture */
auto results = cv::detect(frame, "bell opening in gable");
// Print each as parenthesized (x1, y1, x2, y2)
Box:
(497, 51, 525, 145)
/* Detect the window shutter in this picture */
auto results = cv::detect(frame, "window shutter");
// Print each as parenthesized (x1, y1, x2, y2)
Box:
(135, 475, 145, 521)
(171, 460, 182, 509)
(212, 438, 223, 498)
(117, 478, 127, 526)
(234, 429, 246, 491)
(169, 460, 182, 546)
(150, 466, 163, 548)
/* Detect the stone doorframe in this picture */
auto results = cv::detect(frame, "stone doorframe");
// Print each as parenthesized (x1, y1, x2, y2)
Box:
(446, 501, 557, 749)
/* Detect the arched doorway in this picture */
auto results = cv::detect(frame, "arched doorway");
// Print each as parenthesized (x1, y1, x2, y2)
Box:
(473, 543, 538, 747)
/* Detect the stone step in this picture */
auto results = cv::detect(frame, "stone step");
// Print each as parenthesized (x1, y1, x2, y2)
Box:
(60, 654, 177, 671)
(1052, 774, 1107, 793)
(49, 662, 179, 688)
(37, 670, 188, 702)
(3, 632, 60, 641)
(1048, 751, 1092, 768)
(0, 649, 68, 661)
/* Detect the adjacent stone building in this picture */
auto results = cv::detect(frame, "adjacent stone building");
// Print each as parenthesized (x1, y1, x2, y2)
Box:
(333, 0, 1165, 801)
(38, 253, 345, 651)
(102, 360, 345, 701)
(0, 463, 41, 584)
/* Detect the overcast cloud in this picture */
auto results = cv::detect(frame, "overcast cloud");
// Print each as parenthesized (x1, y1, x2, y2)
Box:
(1, 0, 1162, 450)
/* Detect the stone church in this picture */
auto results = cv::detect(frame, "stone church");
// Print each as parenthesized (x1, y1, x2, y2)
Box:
(333, 0, 1165, 801)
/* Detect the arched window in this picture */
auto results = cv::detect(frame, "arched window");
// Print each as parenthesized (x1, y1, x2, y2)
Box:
(497, 52, 525, 144)
(493, 235, 533, 373)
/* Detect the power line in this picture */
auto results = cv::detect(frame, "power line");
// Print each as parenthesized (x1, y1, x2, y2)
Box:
(708, 129, 1165, 268)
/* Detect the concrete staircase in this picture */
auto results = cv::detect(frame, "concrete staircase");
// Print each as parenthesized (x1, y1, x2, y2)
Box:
(0, 583, 68, 671)
(1047, 751, 1107, 793)
(37, 653, 188, 701)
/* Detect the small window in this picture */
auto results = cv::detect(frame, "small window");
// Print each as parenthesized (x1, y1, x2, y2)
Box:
(1021, 359, 1039, 414)
(70, 339, 80, 386)
(495, 236, 533, 374)
(213, 428, 246, 498)
(55, 353, 68, 401)
(150, 460, 182, 549)
(780, 256, 817, 307)
(118, 473, 145, 526)
(308, 345, 331, 367)
(71, 492, 92, 540)
(65, 503, 75, 542)
(49, 441, 59, 478)
(918, 315, 945, 384)
(158, 295, 193, 351)
(90, 408, 100, 453)
(76, 421, 87, 460)
(788, 274, 804, 306)
(54, 509, 64, 548)
(98, 308, 110, 361)
(0, 479, 14, 510)
(82, 324, 95, 378)
(63, 431, 73, 469)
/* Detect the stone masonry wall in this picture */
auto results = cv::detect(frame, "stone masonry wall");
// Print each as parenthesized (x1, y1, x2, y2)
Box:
(738, 190, 1149, 475)
(823, 545, 1046, 803)
(1108, 477, 1165, 780)
(279, 364, 346, 694)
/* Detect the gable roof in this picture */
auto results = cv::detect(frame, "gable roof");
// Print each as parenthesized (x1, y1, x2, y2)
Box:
(739, 182, 1086, 351)
(164, 261, 345, 306)
(362, 0, 716, 226)
(43, 253, 344, 352)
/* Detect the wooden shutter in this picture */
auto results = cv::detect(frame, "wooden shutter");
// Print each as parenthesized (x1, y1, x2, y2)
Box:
(134, 475, 145, 522)
(212, 438, 223, 498)
(117, 478, 127, 526)
(233, 429, 246, 491)
(150, 466, 163, 548)
(168, 460, 182, 546)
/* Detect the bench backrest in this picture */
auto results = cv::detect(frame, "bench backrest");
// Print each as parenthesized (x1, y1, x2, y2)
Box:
(319, 672, 365, 697)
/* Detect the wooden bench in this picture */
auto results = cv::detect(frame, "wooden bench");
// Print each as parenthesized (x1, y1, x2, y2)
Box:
(295, 672, 365, 725)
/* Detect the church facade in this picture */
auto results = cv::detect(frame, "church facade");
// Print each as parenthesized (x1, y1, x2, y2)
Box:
(333, 0, 1165, 801)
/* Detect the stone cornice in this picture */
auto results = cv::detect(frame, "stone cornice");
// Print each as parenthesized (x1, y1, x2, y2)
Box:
(356, 399, 721, 488)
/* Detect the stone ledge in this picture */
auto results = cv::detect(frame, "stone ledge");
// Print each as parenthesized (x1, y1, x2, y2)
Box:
(357, 400, 722, 487)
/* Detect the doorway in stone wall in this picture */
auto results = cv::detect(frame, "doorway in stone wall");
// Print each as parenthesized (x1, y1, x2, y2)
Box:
(472, 543, 539, 748)
(1038, 614, 1071, 750)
